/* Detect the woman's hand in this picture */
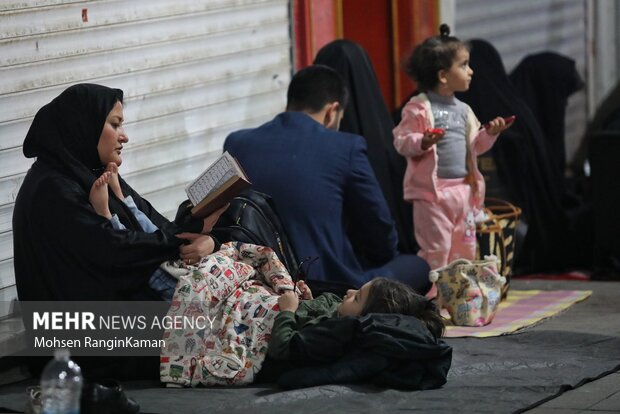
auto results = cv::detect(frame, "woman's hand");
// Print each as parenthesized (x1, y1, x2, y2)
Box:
(278, 290, 299, 312)
(421, 128, 445, 150)
(201, 204, 229, 234)
(296, 280, 313, 300)
(176, 233, 215, 265)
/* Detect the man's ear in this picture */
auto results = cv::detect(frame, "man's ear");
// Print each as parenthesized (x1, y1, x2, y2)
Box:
(323, 102, 341, 129)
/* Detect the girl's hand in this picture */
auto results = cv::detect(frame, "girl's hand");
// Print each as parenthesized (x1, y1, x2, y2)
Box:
(297, 280, 313, 300)
(278, 290, 299, 312)
(421, 128, 445, 150)
(484, 116, 515, 135)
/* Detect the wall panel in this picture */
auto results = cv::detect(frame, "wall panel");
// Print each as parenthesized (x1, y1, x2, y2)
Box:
(454, 0, 587, 165)
(0, 0, 293, 316)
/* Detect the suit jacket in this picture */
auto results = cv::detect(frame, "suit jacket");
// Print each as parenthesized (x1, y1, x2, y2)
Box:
(314, 39, 416, 255)
(224, 112, 398, 287)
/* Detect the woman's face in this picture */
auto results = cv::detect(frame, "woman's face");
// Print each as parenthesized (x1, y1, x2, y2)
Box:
(97, 101, 128, 167)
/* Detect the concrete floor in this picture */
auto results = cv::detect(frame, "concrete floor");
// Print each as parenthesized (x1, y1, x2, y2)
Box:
(518, 278, 620, 413)
(526, 371, 620, 413)
(0, 278, 619, 413)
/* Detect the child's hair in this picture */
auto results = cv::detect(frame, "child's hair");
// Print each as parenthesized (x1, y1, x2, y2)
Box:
(403, 23, 469, 92)
(361, 277, 445, 338)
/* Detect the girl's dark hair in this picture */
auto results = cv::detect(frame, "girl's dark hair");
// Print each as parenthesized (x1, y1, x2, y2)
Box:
(361, 277, 445, 338)
(403, 23, 468, 92)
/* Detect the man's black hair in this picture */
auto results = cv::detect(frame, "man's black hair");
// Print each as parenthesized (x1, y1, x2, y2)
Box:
(286, 64, 349, 113)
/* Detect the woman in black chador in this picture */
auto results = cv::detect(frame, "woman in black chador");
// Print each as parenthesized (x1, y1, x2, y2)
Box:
(509, 52, 584, 187)
(13, 84, 221, 303)
(455, 39, 571, 274)
(13, 84, 226, 380)
(314, 40, 417, 257)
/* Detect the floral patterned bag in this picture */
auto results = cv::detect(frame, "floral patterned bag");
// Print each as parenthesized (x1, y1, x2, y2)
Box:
(429, 256, 506, 327)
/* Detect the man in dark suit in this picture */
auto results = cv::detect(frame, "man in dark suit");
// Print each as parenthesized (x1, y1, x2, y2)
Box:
(224, 65, 430, 294)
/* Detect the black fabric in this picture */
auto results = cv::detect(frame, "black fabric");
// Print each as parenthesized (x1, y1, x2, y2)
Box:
(314, 40, 417, 256)
(571, 80, 620, 175)
(570, 82, 620, 277)
(589, 132, 620, 277)
(25, 355, 159, 383)
(13, 84, 202, 302)
(261, 313, 452, 390)
(81, 378, 141, 413)
(455, 39, 573, 274)
(509, 52, 583, 184)
(508, 52, 593, 272)
(589, 82, 620, 132)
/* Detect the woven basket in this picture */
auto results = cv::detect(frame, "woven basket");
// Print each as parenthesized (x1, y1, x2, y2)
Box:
(476, 198, 522, 298)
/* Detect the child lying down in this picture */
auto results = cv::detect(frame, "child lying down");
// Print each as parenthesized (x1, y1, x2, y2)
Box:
(160, 242, 452, 389)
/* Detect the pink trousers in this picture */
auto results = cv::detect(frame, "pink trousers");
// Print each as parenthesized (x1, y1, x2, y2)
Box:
(413, 178, 477, 270)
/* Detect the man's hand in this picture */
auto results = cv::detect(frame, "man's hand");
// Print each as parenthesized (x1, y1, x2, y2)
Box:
(176, 233, 215, 265)
(201, 203, 229, 234)
(278, 290, 299, 312)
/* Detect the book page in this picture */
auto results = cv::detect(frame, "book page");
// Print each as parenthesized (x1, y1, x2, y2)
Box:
(185, 152, 238, 206)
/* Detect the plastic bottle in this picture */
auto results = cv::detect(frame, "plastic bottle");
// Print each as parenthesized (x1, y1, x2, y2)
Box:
(40, 348, 83, 414)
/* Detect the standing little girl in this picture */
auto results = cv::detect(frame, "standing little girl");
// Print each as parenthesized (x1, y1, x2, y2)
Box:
(393, 24, 513, 282)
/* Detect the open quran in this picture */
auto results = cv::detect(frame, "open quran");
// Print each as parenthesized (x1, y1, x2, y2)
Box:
(185, 152, 251, 218)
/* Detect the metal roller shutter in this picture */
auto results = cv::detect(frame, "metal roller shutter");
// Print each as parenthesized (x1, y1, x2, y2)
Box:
(0, 0, 293, 316)
(451, 0, 587, 166)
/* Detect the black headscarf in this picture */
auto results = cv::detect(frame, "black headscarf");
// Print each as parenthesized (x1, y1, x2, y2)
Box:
(23, 83, 145, 230)
(456, 39, 571, 273)
(14, 83, 200, 303)
(24, 83, 122, 188)
(314, 40, 417, 255)
(509, 52, 584, 180)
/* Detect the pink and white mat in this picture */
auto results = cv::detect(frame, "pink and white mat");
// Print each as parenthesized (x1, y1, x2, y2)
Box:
(444, 289, 592, 338)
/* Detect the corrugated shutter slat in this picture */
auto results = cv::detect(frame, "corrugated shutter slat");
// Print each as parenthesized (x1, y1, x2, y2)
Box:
(454, 0, 587, 172)
(0, 0, 293, 315)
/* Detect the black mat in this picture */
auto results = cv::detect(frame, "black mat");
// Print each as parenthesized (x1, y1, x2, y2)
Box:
(2, 280, 619, 413)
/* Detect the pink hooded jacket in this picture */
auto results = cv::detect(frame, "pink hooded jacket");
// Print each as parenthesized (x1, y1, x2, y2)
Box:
(393, 93, 498, 207)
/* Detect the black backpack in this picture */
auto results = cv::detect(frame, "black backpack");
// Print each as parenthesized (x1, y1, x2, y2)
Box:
(208, 189, 300, 277)
(176, 189, 353, 296)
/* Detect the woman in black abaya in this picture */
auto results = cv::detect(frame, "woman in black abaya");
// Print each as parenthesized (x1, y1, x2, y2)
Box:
(314, 40, 417, 257)
(13, 83, 220, 303)
(509, 52, 584, 187)
(455, 39, 570, 274)
(13, 84, 223, 379)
